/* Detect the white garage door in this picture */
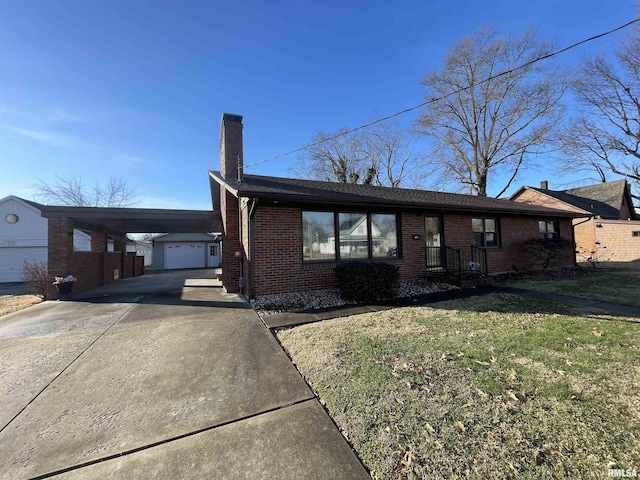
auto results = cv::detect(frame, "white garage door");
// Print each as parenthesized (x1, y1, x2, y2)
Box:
(0, 247, 47, 283)
(164, 243, 205, 270)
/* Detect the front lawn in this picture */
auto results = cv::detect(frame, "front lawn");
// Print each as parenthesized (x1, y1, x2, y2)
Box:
(0, 294, 42, 317)
(277, 294, 640, 479)
(511, 268, 640, 308)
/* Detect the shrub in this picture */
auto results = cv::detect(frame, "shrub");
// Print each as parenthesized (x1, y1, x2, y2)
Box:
(523, 238, 574, 271)
(22, 261, 50, 299)
(335, 262, 400, 303)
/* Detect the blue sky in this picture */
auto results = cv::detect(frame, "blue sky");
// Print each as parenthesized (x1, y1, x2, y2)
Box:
(0, 0, 637, 209)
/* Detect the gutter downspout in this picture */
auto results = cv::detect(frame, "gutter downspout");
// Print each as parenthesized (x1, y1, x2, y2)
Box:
(248, 198, 259, 299)
(572, 215, 594, 266)
(238, 196, 245, 296)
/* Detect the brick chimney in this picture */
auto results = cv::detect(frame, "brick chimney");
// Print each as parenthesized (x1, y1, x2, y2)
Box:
(220, 113, 243, 182)
(540, 180, 549, 190)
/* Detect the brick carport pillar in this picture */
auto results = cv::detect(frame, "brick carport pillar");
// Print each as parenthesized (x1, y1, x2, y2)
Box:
(113, 233, 127, 278)
(47, 217, 74, 300)
(91, 228, 108, 285)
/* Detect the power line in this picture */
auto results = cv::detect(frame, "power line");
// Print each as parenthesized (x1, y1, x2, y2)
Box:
(245, 17, 640, 170)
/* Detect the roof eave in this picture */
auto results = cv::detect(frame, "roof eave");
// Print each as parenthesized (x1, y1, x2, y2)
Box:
(237, 191, 578, 218)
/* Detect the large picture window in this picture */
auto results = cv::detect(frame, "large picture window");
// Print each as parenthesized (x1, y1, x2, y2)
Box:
(472, 218, 499, 247)
(302, 211, 399, 261)
(302, 211, 336, 261)
(372, 213, 398, 258)
(339, 213, 369, 259)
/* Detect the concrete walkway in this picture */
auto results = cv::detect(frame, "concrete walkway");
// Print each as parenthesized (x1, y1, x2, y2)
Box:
(0, 270, 369, 480)
(262, 285, 640, 329)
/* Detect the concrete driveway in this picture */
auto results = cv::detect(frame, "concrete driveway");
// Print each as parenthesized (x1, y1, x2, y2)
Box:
(0, 269, 369, 479)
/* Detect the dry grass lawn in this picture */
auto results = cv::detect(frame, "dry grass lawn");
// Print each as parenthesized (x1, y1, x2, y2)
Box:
(0, 295, 43, 317)
(277, 293, 640, 479)
(512, 268, 640, 308)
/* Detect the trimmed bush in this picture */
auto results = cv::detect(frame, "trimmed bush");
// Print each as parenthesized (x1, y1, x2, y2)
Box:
(335, 262, 400, 303)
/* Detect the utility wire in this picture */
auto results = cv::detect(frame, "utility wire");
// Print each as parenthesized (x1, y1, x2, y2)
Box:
(245, 17, 640, 170)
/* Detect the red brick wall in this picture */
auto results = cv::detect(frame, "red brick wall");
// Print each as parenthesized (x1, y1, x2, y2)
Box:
(220, 116, 243, 181)
(104, 252, 122, 284)
(124, 254, 135, 278)
(47, 217, 74, 299)
(220, 189, 241, 293)
(399, 212, 429, 280)
(135, 256, 144, 276)
(69, 252, 103, 292)
(91, 228, 108, 251)
(251, 208, 429, 296)
(444, 214, 574, 273)
(47, 217, 134, 299)
(240, 205, 576, 297)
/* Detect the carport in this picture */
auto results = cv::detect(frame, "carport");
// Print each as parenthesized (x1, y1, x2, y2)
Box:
(40, 205, 222, 298)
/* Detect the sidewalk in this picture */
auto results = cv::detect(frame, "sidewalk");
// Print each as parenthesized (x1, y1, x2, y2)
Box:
(261, 285, 640, 329)
(495, 286, 640, 318)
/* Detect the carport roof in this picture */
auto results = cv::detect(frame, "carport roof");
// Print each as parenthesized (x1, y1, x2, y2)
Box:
(39, 205, 221, 233)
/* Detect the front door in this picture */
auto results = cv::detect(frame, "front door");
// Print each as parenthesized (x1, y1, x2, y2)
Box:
(425, 216, 442, 268)
(207, 243, 220, 268)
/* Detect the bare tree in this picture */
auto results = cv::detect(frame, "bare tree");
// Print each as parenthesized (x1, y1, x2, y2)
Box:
(556, 117, 611, 183)
(365, 117, 424, 188)
(289, 128, 376, 184)
(290, 118, 422, 187)
(33, 175, 138, 207)
(562, 26, 640, 201)
(416, 27, 566, 197)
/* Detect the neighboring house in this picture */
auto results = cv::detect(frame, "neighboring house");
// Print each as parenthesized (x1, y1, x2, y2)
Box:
(209, 114, 578, 298)
(511, 180, 640, 265)
(0, 196, 93, 282)
(128, 240, 153, 267)
(151, 233, 221, 270)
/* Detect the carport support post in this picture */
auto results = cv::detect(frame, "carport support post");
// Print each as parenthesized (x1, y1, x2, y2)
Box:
(47, 217, 74, 300)
(113, 233, 127, 278)
(91, 228, 108, 252)
(91, 228, 108, 287)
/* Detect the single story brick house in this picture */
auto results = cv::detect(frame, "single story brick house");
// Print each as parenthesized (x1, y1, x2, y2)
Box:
(511, 180, 640, 265)
(210, 114, 578, 298)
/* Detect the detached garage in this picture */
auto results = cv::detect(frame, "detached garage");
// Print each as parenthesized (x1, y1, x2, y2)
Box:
(152, 233, 221, 270)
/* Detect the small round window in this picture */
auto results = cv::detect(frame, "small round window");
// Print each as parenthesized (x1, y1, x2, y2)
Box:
(5, 213, 19, 224)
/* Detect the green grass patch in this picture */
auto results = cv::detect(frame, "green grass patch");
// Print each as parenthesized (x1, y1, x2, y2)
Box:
(513, 268, 640, 308)
(277, 294, 640, 479)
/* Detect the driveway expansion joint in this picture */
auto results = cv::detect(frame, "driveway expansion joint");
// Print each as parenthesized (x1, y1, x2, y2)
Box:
(28, 398, 319, 480)
(0, 300, 140, 435)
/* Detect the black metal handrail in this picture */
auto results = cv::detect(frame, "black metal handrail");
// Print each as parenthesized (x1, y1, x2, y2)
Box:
(425, 245, 488, 279)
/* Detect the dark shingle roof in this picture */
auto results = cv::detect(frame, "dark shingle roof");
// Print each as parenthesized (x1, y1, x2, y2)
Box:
(531, 180, 627, 219)
(210, 172, 577, 218)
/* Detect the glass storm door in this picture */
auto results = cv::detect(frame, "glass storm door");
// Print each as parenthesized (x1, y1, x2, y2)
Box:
(425, 216, 442, 268)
